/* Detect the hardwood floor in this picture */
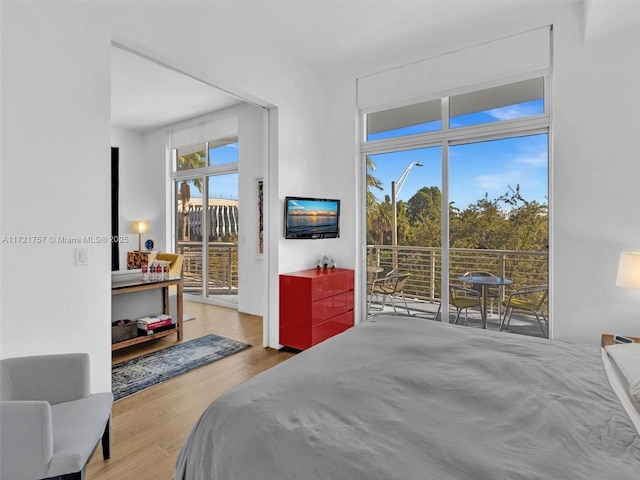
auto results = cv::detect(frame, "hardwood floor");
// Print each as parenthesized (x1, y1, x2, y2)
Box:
(88, 301, 295, 480)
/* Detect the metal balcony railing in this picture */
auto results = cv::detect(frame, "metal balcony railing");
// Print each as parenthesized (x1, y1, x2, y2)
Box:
(175, 242, 548, 317)
(367, 245, 548, 308)
(177, 241, 238, 295)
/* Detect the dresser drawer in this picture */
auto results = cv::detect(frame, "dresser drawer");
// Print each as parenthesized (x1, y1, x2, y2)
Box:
(311, 270, 354, 301)
(312, 290, 354, 324)
(311, 310, 353, 345)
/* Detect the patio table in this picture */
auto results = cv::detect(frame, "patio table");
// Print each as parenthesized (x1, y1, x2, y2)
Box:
(459, 275, 512, 329)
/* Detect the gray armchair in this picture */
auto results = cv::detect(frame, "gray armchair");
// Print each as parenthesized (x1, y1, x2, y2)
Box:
(0, 353, 113, 480)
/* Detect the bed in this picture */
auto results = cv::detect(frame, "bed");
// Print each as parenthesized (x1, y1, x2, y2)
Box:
(175, 315, 640, 479)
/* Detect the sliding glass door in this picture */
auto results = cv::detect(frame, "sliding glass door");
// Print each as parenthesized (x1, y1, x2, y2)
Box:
(363, 76, 550, 332)
(174, 139, 239, 305)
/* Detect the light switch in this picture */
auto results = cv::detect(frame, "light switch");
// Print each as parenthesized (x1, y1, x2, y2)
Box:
(74, 247, 88, 266)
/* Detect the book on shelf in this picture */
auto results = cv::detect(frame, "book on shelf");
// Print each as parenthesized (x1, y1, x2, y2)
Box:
(137, 314, 172, 329)
(137, 318, 173, 330)
(138, 323, 176, 336)
(137, 314, 171, 324)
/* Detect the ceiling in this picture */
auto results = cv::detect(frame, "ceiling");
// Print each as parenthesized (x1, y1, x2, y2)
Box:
(110, 0, 597, 132)
(111, 46, 243, 131)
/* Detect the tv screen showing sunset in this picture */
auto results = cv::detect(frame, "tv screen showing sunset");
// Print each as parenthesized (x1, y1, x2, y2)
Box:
(286, 198, 340, 238)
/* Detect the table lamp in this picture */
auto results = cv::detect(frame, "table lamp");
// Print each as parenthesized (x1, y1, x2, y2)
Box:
(616, 251, 640, 288)
(131, 220, 149, 251)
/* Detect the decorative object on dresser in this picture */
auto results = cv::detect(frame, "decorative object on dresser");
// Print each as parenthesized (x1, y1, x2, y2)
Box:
(279, 268, 354, 350)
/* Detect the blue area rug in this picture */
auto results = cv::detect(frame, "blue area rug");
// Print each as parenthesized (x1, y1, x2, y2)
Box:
(112, 334, 250, 400)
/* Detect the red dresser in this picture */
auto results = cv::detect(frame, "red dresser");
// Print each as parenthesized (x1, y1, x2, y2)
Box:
(279, 268, 354, 350)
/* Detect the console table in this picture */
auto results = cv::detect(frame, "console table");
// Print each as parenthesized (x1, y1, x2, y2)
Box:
(111, 276, 183, 351)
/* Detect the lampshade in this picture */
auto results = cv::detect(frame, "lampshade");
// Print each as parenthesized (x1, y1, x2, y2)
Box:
(616, 251, 640, 288)
(131, 221, 149, 234)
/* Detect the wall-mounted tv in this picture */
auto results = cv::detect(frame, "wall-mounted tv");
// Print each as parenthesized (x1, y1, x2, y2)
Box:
(284, 196, 340, 239)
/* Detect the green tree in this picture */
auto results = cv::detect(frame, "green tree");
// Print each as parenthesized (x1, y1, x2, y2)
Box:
(499, 186, 548, 251)
(407, 186, 441, 224)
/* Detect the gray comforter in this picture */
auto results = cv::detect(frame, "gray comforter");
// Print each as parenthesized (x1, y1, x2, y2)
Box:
(176, 316, 640, 479)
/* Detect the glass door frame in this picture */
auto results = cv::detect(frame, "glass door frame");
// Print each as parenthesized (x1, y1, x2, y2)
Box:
(361, 84, 551, 326)
(172, 148, 239, 302)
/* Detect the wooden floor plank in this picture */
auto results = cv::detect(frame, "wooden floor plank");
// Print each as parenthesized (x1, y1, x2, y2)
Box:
(88, 301, 294, 479)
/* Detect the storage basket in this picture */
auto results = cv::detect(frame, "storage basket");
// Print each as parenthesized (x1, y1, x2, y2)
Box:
(111, 319, 138, 344)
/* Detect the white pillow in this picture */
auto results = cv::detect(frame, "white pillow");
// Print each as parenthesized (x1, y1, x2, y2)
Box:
(606, 343, 640, 403)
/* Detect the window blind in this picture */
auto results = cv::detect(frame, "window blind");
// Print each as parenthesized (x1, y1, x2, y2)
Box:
(357, 26, 551, 111)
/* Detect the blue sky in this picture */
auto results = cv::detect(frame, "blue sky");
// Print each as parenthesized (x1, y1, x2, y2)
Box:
(367, 100, 548, 209)
(188, 143, 239, 199)
(369, 134, 548, 209)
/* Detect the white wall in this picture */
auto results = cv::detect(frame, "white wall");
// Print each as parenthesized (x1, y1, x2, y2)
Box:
(237, 103, 268, 316)
(551, 8, 640, 343)
(1, 2, 113, 390)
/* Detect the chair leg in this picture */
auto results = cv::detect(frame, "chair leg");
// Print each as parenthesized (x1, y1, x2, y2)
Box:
(101, 418, 111, 460)
(500, 308, 513, 331)
(402, 295, 410, 315)
(499, 307, 508, 331)
(534, 311, 549, 338)
(390, 296, 398, 314)
(384, 293, 391, 312)
(453, 308, 463, 324)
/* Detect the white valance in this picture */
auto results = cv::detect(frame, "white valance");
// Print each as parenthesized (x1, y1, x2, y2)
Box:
(357, 26, 551, 111)
(169, 110, 239, 149)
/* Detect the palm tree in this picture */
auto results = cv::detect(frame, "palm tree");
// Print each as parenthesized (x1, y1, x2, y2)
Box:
(366, 156, 383, 212)
(369, 197, 393, 245)
(177, 153, 206, 241)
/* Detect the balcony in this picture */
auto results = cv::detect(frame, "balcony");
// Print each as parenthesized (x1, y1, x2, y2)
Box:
(367, 245, 548, 337)
(174, 241, 548, 337)
(177, 241, 238, 299)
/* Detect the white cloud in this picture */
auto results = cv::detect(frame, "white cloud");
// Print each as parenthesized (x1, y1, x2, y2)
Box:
(487, 104, 539, 121)
(476, 171, 522, 190)
(513, 152, 547, 169)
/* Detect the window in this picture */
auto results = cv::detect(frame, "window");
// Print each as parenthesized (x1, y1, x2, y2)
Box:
(173, 137, 239, 301)
(209, 138, 238, 166)
(449, 77, 544, 128)
(365, 99, 441, 142)
(363, 76, 550, 326)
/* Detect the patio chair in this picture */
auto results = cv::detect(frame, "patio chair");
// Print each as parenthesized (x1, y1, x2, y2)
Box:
(462, 271, 502, 318)
(499, 285, 549, 338)
(367, 272, 411, 316)
(367, 265, 395, 306)
(434, 279, 482, 325)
